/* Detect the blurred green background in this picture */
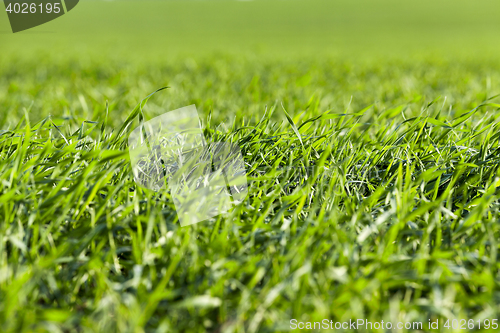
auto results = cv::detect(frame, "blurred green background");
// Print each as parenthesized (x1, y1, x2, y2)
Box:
(2, 0, 500, 60)
(2, 0, 500, 129)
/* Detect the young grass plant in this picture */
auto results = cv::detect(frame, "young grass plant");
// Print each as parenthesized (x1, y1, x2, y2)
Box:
(1, 76, 500, 331)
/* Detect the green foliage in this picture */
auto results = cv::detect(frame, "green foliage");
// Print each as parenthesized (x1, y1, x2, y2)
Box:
(2, 1, 500, 332)
(1, 55, 500, 332)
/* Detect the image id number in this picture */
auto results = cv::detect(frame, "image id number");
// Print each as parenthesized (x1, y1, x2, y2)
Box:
(6, 2, 61, 14)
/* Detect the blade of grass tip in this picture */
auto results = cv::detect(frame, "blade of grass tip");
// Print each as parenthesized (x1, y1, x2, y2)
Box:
(239, 105, 268, 145)
(50, 119, 69, 146)
(11, 102, 34, 132)
(114, 86, 169, 143)
(24, 101, 34, 123)
(77, 121, 84, 141)
(281, 102, 304, 150)
(207, 106, 212, 132)
(31, 116, 49, 133)
(99, 101, 109, 143)
(484, 93, 500, 102)
(297, 109, 333, 131)
(23, 109, 31, 135)
(338, 95, 353, 128)
(450, 104, 483, 128)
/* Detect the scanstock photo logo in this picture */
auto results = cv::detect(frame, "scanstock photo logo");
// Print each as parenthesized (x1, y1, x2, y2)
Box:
(128, 105, 248, 227)
(3, 0, 79, 33)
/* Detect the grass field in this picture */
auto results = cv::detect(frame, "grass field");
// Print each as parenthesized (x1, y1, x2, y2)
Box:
(2, 1, 500, 332)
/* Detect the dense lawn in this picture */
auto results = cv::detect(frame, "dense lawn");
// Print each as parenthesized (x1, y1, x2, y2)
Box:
(1, 56, 500, 332)
(2, 0, 500, 332)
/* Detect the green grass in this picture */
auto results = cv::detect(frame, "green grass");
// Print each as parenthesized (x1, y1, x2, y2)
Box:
(3, 1, 500, 332)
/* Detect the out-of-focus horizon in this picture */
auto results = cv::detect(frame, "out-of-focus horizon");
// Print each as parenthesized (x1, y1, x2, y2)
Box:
(1, 0, 500, 62)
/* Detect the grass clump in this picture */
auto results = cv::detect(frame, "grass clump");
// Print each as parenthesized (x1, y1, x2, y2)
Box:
(1, 56, 500, 332)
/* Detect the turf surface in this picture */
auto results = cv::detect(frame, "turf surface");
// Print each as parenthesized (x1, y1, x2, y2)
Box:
(2, 1, 500, 332)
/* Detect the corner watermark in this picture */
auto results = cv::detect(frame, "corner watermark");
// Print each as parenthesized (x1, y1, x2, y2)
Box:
(3, 0, 79, 33)
(289, 318, 500, 331)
